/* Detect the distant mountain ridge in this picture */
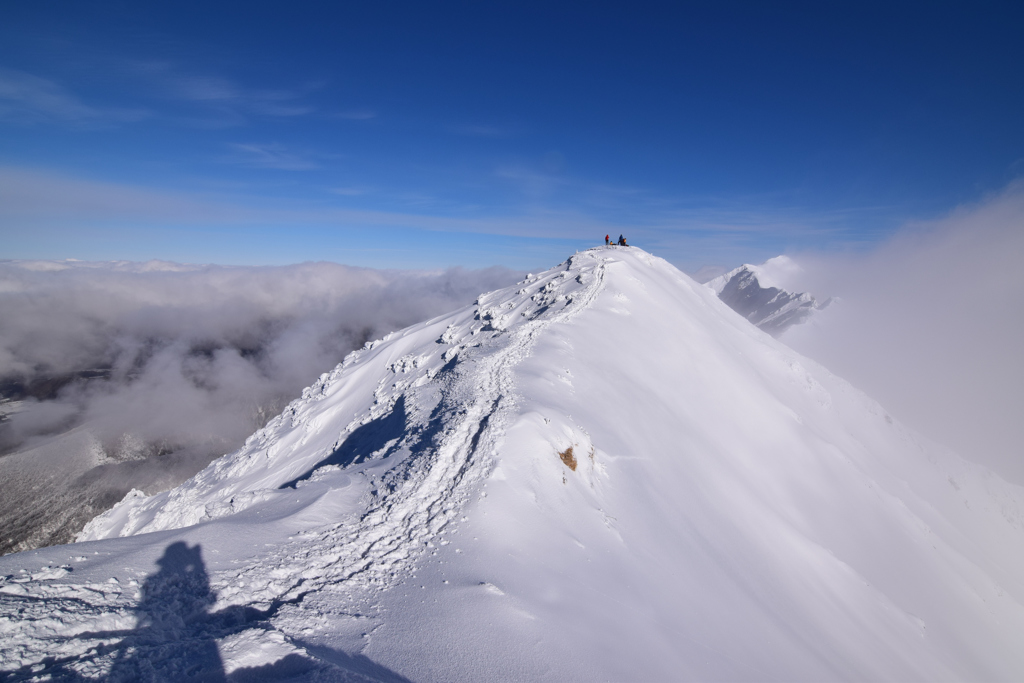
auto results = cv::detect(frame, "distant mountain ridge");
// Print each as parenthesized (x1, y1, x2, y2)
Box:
(707, 255, 830, 335)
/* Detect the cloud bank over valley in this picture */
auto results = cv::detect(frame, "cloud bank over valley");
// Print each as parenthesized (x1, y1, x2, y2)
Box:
(0, 259, 521, 554)
(779, 183, 1024, 484)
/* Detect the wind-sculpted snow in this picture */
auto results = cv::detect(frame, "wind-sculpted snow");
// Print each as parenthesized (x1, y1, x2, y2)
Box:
(3, 247, 1024, 681)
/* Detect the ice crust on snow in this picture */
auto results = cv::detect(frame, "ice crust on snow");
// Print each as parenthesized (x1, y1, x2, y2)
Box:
(4, 247, 1024, 681)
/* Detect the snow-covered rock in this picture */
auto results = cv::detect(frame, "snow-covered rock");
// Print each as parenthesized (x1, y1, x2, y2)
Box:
(707, 255, 829, 335)
(2, 247, 1024, 681)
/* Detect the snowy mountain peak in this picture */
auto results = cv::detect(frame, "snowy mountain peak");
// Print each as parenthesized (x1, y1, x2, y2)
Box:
(707, 256, 828, 335)
(4, 246, 1024, 681)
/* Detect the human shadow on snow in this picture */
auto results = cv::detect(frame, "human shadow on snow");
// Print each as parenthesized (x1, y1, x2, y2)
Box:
(5, 542, 412, 682)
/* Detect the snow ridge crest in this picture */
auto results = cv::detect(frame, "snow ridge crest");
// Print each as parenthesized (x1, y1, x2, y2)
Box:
(77, 249, 613, 604)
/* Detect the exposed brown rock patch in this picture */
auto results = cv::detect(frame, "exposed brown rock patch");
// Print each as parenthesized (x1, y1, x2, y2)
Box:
(559, 446, 577, 471)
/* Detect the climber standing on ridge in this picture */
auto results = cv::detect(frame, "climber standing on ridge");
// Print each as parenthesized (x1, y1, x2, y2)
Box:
(618, 234, 628, 246)
(605, 234, 610, 245)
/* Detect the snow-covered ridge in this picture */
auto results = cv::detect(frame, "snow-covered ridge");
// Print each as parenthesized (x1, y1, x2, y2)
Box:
(80, 251, 603, 533)
(707, 255, 829, 335)
(4, 247, 1024, 681)
(74, 249, 611, 612)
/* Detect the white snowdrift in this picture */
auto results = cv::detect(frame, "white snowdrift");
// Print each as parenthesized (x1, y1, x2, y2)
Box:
(3, 247, 1024, 682)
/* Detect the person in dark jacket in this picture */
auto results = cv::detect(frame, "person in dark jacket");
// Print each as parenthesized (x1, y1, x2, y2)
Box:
(617, 235, 627, 246)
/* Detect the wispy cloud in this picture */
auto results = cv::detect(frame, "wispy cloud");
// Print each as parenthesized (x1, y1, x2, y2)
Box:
(449, 123, 515, 138)
(330, 186, 371, 196)
(222, 143, 321, 170)
(120, 61, 321, 126)
(0, 67, 148, 126)
(495, 152, 570, 198)
(169, 75, 317, 117)
(333, 108, 376, 120)
(170, 74, 239, 102)
(0, 165, 878, 249)
(0, 166, 625, 245)
(495, 165, 566, 198)
(0, 61, 322, 130)
(490, 158, 860, 255)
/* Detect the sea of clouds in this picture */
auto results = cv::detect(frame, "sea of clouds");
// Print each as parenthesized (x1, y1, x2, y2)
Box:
(780, 182, 1024, 485)
(0, 260, 521, 554)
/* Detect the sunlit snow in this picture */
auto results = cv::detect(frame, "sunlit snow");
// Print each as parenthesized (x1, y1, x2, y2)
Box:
(3, 247, 1023, 681)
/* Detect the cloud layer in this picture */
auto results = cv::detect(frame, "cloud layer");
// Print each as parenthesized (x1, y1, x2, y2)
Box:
(779, 182, 1024, 483)
(0, 259, 521, 553)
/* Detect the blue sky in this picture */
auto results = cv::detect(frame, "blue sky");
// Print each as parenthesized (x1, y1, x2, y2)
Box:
(1, 1, 1022, 271)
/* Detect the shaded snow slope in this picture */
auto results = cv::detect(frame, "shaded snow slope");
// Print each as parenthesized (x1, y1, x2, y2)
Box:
(707, 255, 828, 335)
(3, 247, 1024, 682)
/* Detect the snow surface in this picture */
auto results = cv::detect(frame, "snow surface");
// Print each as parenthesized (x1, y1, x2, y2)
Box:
(3, 247, 1024, 681)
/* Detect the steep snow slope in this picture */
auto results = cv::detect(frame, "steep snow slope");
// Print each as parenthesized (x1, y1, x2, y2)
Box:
(3, 247, 1024, 682)
(707, 255, 828, 335)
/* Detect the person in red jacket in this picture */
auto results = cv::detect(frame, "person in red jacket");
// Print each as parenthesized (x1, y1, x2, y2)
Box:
(605, 234, 610, 245)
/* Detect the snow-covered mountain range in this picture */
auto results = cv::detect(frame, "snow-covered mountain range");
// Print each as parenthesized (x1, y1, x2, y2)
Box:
(3, 247, 1023, 681)
(706, 255, 830, 335)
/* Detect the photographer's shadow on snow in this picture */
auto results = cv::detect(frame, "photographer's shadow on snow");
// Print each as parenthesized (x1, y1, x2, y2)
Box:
(102, 541, 227, 681)
(13, 542, 411, 682)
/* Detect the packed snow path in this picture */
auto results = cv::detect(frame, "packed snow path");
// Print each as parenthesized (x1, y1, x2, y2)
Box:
(3, 247, 1024, 681)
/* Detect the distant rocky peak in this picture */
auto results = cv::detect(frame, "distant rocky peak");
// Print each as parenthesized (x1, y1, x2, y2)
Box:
(706, 258, 830, 336)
